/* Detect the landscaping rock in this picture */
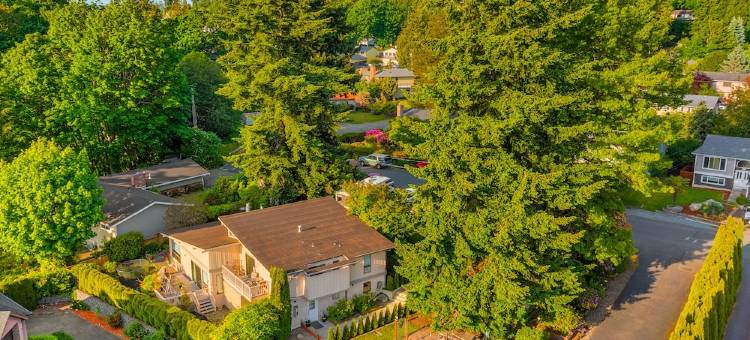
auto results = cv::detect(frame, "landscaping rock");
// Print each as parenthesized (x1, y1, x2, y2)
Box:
(689, 203, 702, 212)
(667, 206, 683, 213)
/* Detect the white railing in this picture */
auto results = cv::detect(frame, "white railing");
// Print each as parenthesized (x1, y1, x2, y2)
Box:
(154, 289, 181, 305)
(221, 265, 269, 300)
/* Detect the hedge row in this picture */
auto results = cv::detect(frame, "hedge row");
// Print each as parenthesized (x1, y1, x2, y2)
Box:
(71, 264, 216, 340)
(669, 217, 744, 340)
(327, 303, 409, 340)
(0, 268, 75, 310)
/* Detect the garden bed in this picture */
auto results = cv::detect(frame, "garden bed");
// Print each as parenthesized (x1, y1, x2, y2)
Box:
(352, 314, 430, 340)
(72, 309, 127, 339)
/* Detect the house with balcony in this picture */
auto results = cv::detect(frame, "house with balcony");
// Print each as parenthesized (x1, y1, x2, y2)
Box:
(692, 134, 750, 198)
(160, 197, 394, 328)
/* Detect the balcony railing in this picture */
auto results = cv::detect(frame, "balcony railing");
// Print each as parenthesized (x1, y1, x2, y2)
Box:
(221, 265, 269, 301)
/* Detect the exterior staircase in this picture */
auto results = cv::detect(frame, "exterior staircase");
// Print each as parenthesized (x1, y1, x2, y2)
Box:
(192, 290, 216, 315)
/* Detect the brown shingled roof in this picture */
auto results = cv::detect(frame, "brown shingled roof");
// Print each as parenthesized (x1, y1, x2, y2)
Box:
(219, 197, 394, 272)
(166, 222, 238, 250)
(100, 158, 209, 188)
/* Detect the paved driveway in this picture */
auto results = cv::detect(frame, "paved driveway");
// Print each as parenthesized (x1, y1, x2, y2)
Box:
(357, 166, 425, 188)
(588, 210, 716, 340)
(28, 305, 120, 340)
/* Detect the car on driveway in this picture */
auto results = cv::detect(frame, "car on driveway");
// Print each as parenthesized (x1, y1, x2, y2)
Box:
(360, 175, 394, 188)
(358, 154, 391, 169)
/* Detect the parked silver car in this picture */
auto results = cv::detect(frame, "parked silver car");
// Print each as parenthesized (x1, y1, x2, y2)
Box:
(357, 153, 391, 169)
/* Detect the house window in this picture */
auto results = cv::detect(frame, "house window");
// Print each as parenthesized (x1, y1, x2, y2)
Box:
(171, 240, 181, 259)
(723, 82, 733, 87)
(376, 281, 383, 290)
(701, 176, 726, 186)
(363, 254, 372, 274)
(293, 305, 298, 318)
(309, 300, 316, 310)
(703, 156, 726, 171)
(363, 281, 371, 294)
(332, 293, 340, 300)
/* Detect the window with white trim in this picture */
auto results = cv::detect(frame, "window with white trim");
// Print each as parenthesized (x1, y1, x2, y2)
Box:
(703, 156, 726, 171)
(701, 176, 725, 186)
(363, 254, 372, 274)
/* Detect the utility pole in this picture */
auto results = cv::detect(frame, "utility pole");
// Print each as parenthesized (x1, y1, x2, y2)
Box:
(191, 86, 198, 128)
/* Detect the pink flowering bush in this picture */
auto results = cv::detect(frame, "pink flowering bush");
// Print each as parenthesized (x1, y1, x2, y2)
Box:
(364, 129, 388, 143)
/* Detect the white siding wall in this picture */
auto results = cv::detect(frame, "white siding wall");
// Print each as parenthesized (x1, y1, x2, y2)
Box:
(304, 267, 350, 300)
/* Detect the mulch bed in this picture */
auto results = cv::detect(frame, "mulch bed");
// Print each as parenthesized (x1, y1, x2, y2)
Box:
(72, 309, 127, 339)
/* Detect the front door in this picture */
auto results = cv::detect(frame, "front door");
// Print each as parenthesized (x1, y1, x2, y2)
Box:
(191, 261, 203, 288)
(307, 299, 318, 322)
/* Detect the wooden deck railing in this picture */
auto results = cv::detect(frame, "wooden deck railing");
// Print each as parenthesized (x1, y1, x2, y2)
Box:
(221, 265, 269, 300)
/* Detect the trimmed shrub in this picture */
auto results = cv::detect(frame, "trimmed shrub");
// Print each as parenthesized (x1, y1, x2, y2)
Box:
(102, 261, 117, 274)
(670, 217, 744, 339)
(29, 332, 74, 340)
(326, 298, 355, 323)
(352, 317, 362, 337)
(515, 327, 548, 340)
(214, 300, 282, 340)
(107, 311, 122, 328)
(342, 322, 350, 340)
(143, 330, 167, 340)
(737, 194, 749, 206)
(71, 264, 216, 340)
(103, 232, 144, 262)
(0, 267, 75, 310)
(125, 322, 148, 339)
(327, 326, 337, 340)
(351, 293, 375, 314)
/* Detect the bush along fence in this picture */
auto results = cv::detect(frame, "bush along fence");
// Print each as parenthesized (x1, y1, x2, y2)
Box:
(669, 217, 744, 340)
(71, 264, 216, 340)
(327, 303, 411, 340)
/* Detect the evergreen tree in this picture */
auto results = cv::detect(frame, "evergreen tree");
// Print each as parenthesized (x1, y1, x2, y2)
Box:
(346, 0, 408, 46)
(390, 0, 681, 336)
(722, 45, 750, 73)
(209, 0, 355, 202)
(729, 16, 746, 45)
(269, 267, 291, 339)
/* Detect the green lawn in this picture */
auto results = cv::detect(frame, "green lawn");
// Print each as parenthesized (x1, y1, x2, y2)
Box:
(621, 186, 724, 211)
(344, 110, 391, 124)
(219, 140, 240, 157)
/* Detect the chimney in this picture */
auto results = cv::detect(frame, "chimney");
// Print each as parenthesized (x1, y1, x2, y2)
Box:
(298, 225, 302, 233)
(368, 64, 377, 83)
(396, 103, 403, 117)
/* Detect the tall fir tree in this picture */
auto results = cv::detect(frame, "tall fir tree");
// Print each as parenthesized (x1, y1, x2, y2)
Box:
(209, 0, 356, 202)
(389, 0, 682, 336)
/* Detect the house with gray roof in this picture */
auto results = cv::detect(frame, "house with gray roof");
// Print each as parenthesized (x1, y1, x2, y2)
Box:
(0, 293, 31, 340)
(692, 134, 750, 195)
(696, 71, 750, 98)
(375, 68, 416, 91)
(659, 94, 722, 115)
(88, 183, 192, 248)
(99, 158, 210, 196)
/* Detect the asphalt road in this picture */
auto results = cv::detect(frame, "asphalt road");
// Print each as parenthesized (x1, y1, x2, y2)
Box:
(357, 165, 425, 188)
(337, 120, 390, 135)
(28, 305, 119, 340)
(723, 225, 750, 340)
(588, 210, 716, 340)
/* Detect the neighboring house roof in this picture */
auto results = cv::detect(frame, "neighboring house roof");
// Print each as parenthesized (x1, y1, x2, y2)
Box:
(682, 94, 720, 109)
(700, 71, 750, 82)
(101, 182, 185, 226)
(99, 158, 209, 189)
(351, 54, 367, 62)
(402, 108, 432, 120)
(693, 134, 750, 160)
(166, 222, 238, 250)
(219, 197, 395, 272)
(376, 68, 416, 79)
(0, 293, 32, 319)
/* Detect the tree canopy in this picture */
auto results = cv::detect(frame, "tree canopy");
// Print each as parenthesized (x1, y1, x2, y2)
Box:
(388, 0, 681, 335)
(213, 300, 282, 340)
(346, 0, 408, 47)
(0, 140, 103, 263)
(0, 1, 190, 173)
(210, 0, 356, 202)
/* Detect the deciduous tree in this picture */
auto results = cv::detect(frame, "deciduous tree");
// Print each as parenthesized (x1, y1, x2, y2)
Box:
(0, 140, 102, 263)
(346, 0, 407, 47)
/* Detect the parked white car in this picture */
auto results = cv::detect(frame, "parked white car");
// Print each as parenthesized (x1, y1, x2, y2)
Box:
(360, 175, 394, 188)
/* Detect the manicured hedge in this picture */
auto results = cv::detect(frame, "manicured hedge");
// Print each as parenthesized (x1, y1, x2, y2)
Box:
(330, 303, 408, 340)
(670, 217, 744, 340)
(104, 232, 145, 262)
(0, 268, 75, 310)
(71, 264, 216, 340)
